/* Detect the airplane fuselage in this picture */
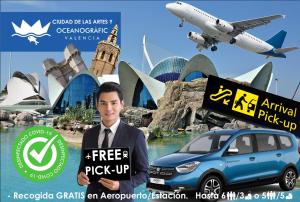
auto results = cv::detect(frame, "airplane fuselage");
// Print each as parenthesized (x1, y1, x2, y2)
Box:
(167, 2, 274, 54)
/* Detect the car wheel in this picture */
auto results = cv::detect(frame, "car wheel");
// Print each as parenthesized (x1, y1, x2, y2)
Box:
(279, 168, 297, 191)
(200, 175, 223, 202)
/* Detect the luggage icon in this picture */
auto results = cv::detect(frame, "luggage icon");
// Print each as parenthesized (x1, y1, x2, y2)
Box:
(247, 99, 257, 112)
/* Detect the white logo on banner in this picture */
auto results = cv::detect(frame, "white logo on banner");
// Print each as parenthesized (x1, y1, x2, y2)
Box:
(11, 20, 51, 45)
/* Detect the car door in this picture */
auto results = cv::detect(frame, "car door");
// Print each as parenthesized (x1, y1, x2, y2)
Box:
(223, 134, 258, 184)
(277, 135, 295, 172)
(253, 134, 282, 178)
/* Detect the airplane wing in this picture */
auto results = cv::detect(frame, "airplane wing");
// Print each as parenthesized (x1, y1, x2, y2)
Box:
(230, 15, 285, 36)
(202, 33, 218, 45)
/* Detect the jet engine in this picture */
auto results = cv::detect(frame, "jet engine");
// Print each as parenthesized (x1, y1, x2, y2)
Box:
(215, 19, 234, 33)
(230, 38, 237, 44)
(188, 31, 206, 45)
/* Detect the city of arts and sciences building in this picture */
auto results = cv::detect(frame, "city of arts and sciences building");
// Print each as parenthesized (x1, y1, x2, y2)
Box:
(0, 26, 273, 114)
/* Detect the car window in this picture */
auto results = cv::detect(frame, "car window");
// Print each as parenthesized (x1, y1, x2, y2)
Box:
(228, 135, 253, 155)
(256, 134, 277, 152)
(219, 135, 230, 150)
(188, 135, 212, 152)
(179, 134, 230, 154)
(279, 135, 292, 149)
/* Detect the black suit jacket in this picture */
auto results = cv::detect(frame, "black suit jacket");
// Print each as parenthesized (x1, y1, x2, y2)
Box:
(78, 121, 148, 202)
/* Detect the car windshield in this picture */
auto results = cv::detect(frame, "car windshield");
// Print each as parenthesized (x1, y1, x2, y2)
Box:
(179, 133, 231, 154)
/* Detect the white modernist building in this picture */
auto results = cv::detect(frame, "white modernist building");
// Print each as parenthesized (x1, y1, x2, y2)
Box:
(234, 62, 273, 91)
(0, 71, 50, 112)
(118, 54, 273, 109)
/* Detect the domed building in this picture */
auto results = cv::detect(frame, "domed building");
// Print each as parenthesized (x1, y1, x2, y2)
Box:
(149, 57, 187, 82)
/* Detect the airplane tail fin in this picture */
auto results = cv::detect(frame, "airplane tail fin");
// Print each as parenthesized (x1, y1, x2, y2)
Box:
(266, 30, 287, 48)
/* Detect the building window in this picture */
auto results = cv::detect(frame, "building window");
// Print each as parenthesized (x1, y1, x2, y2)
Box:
(109, 53, 113, 63)
(155, 72, 180, 83)
(110, 36, 115, 43)
(101, 51, 105, 59)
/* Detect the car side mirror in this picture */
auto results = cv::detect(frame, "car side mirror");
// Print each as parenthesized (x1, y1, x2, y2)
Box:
(227, 148, 239, 154)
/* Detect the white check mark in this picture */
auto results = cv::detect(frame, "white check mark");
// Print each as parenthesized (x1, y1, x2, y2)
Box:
(30, 135, 58, 164)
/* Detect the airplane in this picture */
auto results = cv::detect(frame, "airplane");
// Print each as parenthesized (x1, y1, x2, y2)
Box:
(166, 1, 298, 58)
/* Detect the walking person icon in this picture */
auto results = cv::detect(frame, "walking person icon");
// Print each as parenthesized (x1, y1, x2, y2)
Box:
(234, 94, 248, 110)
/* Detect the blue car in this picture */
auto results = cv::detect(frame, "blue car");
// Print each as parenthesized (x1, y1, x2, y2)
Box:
(147, 128, 300, 201)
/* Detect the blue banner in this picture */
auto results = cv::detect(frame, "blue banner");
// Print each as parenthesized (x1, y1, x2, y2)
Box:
(0, 12, 121, 52)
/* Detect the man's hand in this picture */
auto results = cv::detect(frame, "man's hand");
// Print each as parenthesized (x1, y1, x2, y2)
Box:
(99, 178, 120, 190)
(78, 172, 90, 186)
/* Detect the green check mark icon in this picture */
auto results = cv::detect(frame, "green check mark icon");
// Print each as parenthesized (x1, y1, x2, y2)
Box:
(29, 135, 58, 164)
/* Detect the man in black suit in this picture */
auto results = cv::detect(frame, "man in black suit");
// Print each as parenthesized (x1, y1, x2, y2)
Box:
(77, 82, 148, 202)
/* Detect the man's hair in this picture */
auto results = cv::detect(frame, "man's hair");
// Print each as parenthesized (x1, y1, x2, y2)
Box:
(96, 82, 123, 102)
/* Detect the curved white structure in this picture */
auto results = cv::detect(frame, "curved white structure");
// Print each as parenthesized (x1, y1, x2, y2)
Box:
(179, 54, 218, 80)
(143, 35, 154, 70)
(47, 73, 65, 106)
(234, 62, 273, 91)
(118, 53, 273, 109)
(0, 71, 49, 108)
(119, 61, 165, 106)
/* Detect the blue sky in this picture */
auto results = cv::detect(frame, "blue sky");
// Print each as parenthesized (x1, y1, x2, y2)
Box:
(1, 0, 300, 101)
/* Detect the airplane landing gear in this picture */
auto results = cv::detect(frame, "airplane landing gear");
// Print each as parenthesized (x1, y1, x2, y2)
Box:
(179, 19, 184, 27)
(211, 46, 218, 51)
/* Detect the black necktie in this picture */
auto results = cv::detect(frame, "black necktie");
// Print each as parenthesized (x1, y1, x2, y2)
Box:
(101, 128, 111, 148)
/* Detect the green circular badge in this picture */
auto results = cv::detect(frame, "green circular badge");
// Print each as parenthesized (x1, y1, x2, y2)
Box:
(12, 126, 68, 182)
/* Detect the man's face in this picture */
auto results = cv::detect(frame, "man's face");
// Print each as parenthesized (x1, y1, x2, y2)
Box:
(97, 92, 124, 126)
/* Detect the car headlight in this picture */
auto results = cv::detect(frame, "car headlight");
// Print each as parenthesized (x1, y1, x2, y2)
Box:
(176, 161, 200, 173)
